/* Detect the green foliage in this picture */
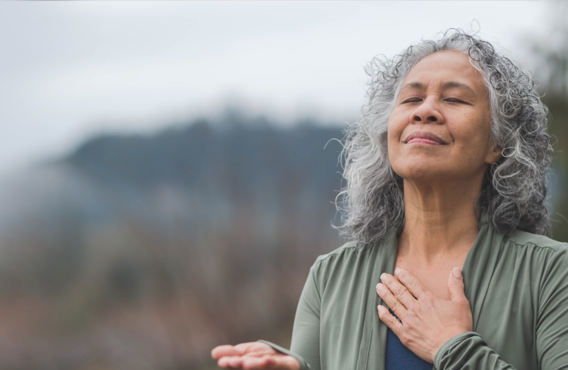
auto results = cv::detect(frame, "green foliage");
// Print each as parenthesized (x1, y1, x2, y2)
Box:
(544, 95, 568, 242)
(530, 2, 568, 242)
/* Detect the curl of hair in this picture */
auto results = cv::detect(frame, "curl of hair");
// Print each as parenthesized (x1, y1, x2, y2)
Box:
(335, 29, 553, 246)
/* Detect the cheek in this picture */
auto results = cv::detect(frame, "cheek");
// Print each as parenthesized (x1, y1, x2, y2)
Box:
(450, 119, 491, 161)
(386, 119, 401, 156)
(387, 112, 405, 142)
(386, 119, 406, 172)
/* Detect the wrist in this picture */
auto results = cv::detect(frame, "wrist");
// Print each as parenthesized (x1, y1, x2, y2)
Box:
(432, 328, 470, 362)
(434, 331, 486, 369)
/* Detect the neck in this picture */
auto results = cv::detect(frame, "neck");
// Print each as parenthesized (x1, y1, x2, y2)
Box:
(398, 178, 482, 265)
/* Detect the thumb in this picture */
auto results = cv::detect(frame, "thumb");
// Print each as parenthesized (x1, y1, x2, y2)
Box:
(447, 268, 467, 304)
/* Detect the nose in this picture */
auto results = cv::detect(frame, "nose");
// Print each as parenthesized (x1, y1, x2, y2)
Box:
(410, 98, 444, 124)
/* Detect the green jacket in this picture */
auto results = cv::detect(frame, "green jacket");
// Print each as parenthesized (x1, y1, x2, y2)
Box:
(260, 217, 568, 369)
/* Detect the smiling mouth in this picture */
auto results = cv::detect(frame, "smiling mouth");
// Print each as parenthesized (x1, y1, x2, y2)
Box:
(404, 131, 448, 145)
(407, 138, 441, 145)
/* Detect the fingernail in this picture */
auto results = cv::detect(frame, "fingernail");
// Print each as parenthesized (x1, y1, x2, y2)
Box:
(452, 268, 462, 278)
(380, 273, 387, 282)
(376, 283, 385, 293)
(394, 267, 401, 275)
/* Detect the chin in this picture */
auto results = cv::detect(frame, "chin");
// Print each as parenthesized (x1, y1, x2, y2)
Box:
(392, 160, 450, 182)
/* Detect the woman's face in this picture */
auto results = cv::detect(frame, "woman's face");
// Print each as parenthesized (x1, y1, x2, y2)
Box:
(387, 50, 501, 184)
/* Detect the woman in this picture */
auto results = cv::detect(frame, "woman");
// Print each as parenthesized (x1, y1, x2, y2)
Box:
(211, 30, 568, 370)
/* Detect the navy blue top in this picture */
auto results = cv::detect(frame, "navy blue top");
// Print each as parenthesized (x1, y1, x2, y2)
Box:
(385, 312, 432, 370)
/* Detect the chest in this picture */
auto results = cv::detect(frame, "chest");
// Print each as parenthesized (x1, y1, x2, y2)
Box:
(318, 256, 539, 370)
(393, 257, 468, 301)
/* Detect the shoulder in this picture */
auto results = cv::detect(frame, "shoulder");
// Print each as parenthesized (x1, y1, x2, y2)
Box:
(308, 239, 390, 294)
(309, 241, 360, 278)
(504, 230, 568, 264)
(505, 230, 568, 253)
(313, 241, 360, 264)
(311, 240, 376, 272)
(503, 230, 568, 285)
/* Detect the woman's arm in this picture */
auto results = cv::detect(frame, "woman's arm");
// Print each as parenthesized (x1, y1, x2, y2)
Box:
(435, 248, 568, 370)
(212, 261, 322, 370)
(535, 248, 568, 369)
(261, 262, 322, 370)
(433, 332, 516, 369)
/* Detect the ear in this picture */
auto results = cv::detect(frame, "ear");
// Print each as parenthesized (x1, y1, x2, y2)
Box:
(485, 140, 502, 165)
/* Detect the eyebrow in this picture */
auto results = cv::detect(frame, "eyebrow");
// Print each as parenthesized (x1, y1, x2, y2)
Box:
(401, 81, 476, 95)
(441, 81, 476, 94)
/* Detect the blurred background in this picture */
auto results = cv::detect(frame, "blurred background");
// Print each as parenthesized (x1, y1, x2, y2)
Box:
(0, 1, 566, 369)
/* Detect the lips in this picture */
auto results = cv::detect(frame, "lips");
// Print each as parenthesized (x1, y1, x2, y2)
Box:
(404, 131, 448, 145)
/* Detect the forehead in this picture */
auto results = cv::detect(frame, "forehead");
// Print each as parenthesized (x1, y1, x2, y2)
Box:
(402, 50, 486, 92)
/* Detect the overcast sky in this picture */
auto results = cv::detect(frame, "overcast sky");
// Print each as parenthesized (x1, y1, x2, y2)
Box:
(0, 1, 551, 176)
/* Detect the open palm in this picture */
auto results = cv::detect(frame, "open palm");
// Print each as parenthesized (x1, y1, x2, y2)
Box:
(212, 342, 300, 370)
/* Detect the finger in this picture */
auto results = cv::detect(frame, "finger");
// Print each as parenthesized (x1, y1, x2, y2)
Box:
(380, 273, 416, 309)
(377, 305, 403, 336)
(213, 343, 256, 360)
(218, 355, 244, 368)
(447, 268, 469, 306)
(212, 345, 243, 359)
(242, 355, 299, 370)
(214, 342, 271, 360)
(394, 268, 427, 300)
(241, 356, 273, 369)
(219, 355, 271, 370)
(376, 283, 407, 320)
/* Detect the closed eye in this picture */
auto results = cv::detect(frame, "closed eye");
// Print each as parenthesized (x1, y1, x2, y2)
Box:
(444, 98, 470, 104)
(401, 98, 423, 104)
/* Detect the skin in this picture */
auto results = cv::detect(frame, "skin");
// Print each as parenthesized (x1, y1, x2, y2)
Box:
(377, 50, 502, 363)
(212, 50, 502, 368)
(211, 342, 300, 370)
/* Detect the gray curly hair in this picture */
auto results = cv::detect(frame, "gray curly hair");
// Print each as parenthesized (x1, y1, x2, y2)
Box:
(336, 29, 553, 245)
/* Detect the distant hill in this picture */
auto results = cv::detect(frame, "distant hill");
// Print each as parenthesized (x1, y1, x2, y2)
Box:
(66, 117, 345, 207)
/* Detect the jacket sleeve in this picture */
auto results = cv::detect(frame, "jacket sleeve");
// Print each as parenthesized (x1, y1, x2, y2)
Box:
(435, 247, 568, 370)
(259, 261, 322, 370)
(535, 247, 568, 369)
(433, 332, 516, 370)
